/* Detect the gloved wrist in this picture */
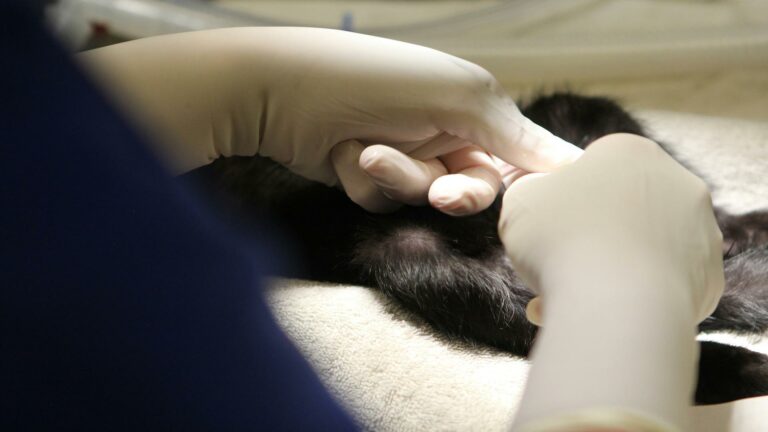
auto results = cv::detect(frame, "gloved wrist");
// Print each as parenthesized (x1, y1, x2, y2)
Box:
(536, 237, 699, 327)
(513, 253, 699, 431)
(516, 408, 678, 432)
(78, 30, 255, 173)
(500, 134, 725, 432)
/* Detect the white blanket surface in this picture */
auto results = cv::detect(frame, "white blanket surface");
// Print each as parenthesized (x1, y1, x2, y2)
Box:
(264, 110, 768, 431)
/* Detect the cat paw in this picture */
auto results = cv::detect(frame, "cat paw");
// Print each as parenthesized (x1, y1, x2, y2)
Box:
(695, 341, 768, 405)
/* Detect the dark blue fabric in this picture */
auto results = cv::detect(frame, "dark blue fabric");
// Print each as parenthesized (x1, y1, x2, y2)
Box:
(0, 2, 357, 430)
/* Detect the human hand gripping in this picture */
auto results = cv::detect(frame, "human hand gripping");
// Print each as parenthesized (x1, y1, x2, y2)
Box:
(79, 27, 581, 215)
(499, 134, 724, 431)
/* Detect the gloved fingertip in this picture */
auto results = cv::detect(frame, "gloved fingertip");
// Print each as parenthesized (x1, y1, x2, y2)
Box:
(429, 194, 475, 216)
(529, 134, 583, 172)
(332, 140, 402, 213)
(359, 145, 409, 192)
(343, 175, 401, 213)
(360, 147, 443, 206)
(359, 145, 389, 177)
(548, 136, 584, 166)
(429, 174, 495, 216)
(499, 118, 584, 172)
(525, 297, 543, 326)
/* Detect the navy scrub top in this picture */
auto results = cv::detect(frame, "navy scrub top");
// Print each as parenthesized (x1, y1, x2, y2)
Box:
(1, 2, 357, 430)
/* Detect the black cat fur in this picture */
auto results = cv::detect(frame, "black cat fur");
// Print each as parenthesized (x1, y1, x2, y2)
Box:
(184, 92, 768, 405)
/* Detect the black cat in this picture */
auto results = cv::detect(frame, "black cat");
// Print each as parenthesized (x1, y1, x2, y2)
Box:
(184, 92, 768, 405)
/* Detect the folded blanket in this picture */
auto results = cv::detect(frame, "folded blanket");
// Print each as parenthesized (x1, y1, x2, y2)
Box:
(264, 110, 768, 431)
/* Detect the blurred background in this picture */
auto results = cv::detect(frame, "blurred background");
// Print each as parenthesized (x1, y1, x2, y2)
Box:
(46, 0, 768, 121)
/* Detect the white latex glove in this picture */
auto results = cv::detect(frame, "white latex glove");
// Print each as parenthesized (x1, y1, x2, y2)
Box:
(499, 134, 724, 431)
(78, 27, 580, 215)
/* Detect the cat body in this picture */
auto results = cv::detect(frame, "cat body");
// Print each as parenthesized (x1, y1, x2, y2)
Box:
(186, 93, 768, 404)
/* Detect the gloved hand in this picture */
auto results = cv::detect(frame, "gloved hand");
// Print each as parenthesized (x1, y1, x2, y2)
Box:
(78, 27, 580, 215)
(498, 134, 724, 431)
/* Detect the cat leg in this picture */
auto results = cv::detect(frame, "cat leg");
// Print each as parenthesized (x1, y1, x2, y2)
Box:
(349, 225, 537, 356)
(700, 246, 768, 334)
(695, 341, 768, 404)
